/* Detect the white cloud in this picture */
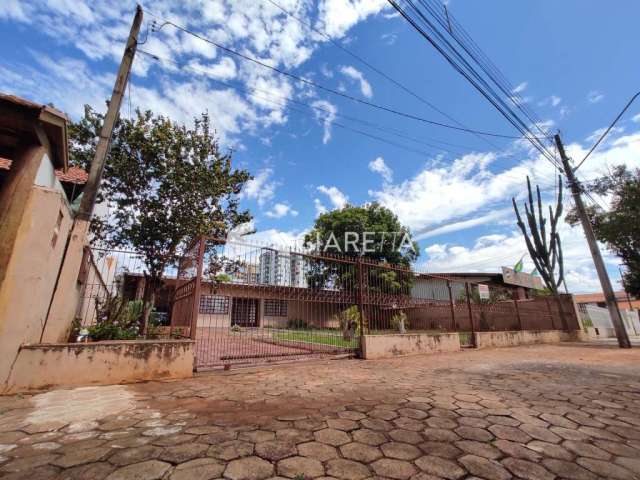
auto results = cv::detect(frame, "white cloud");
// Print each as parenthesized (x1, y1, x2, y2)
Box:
(265, 203, 298, 218)
(311, 99, 338, 144)
(381, 33, 397, 45)
(314, 198, 328, 216)
(585, 126, 624, 143)
(340, 65, 373, 98)
(632, 113, 640, 123)
(317, 185, 349, 209)
(512, 82, 528, 94)
(188, 57, 237, 81)
(241, 168, 278, 206)
(539, 95, 561, 108)
(316, 0, 388, 38)
(368, 156, 393, 183)
(587, 90, 605, 104)
(415, 209, 512, 240)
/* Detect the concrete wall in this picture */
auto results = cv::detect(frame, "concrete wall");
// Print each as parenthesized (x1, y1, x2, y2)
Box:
(1, 340, 194, 394)
(0, 180, 74, 385)
(473, 330, 577, 349)
(361, 332, 461, 359)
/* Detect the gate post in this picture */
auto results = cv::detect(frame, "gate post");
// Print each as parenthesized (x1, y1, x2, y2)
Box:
(514, 298, 523, 331)
(447, 280, 456, 331)
(189, 236, 206, 340)
(465, 283, 476, 347)
(357, 257, 367, 337)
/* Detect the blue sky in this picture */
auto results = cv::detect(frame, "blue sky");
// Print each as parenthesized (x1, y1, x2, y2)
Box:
(2, 0, 639, 292)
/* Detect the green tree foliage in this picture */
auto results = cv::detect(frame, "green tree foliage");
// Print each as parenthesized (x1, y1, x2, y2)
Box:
(566, 165, 640, 296)
(70, 106, 252, 332)
(303, 203, 418, 294)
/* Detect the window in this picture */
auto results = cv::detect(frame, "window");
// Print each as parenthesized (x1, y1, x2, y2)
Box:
(200, 295, 229, 315)
(265, 299, 287, 317)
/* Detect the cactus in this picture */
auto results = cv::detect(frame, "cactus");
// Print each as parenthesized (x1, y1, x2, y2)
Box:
(512, 175, 565, 295)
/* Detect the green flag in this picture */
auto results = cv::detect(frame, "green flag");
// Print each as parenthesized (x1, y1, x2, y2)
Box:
(514, 255, 525, 273)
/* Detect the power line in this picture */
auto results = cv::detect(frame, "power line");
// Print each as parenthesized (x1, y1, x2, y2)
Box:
(262, 0, 508, 153)
(574, 90, 640, 171)
(138, 49, 473, 157)
(387, 0, 561, 169)
(143, 8, 547, 141)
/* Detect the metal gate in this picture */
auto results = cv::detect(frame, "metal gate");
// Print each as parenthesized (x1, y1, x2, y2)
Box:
(171, 237, 362, 370)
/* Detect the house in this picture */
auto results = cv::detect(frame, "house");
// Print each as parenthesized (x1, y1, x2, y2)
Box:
(574, 291, 639, 311)
(0, 94, 77, 384)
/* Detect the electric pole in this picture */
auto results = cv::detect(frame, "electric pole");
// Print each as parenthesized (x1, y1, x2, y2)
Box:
(41, 5, 144, 342)
(77, 4, 144, 220)
(554, 134, 631, 348)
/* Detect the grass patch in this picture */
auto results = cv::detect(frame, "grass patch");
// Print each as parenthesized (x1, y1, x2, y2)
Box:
(271, 329, 358, 348)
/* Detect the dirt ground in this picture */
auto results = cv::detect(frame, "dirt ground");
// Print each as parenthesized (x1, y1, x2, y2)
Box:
(1, 343, 640, 480)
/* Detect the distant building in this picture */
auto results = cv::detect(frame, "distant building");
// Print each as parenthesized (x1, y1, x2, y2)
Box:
(259, 248, 307, 287)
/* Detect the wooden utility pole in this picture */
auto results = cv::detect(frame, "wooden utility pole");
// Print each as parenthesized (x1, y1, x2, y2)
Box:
(554, 134, 631, 348)
(41, 6, 144, 342)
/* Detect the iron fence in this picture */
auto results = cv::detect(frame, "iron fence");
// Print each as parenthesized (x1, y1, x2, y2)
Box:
(77, 238, 579, 366)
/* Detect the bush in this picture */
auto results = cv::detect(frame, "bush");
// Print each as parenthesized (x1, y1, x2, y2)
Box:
(391, 311, 409, 333)
(88, 295, 142, 341)
(336, 305, 360, 340)
(287, 318, 309, 329)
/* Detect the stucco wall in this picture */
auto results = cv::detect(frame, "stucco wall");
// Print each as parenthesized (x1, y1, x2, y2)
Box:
(474, 330, 577, 349)
(0, 184, 73, 384)
(1, 340, 194, 394)
(361, 333, 461, 359)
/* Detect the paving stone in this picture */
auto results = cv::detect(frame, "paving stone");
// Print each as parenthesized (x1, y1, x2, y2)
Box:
(418, 441, 461, 459)
(52, 446, 112, 468)
(454, 426, 493, 442)
(325, 459, 370, 480)
(142, 426, 182, 437)
(393, 417, 424, 432)
(240, 430, 277, 443)
(488, 425, 530, 443)
(518, 423, 560, 443)
(352, 430, 386, 446)
(340, 442, 382, 463)
(397, 409, 428, 420)
(369, 410, 398, 421)
(593, 439, 638, 457)
(549, 426, 590, 441)
(371, 458, 416, 480)
(206, 440, 254, 461)
(562, 440, 611, 460)
(425, 417, 457, 430)
(327, 419, 359, 431)
(62, 461, 115, 480)
(314, 429, 351, 446)
(149, 434, 194, 447)
(422, 429, 459, 442)
(160, 442, 208, 463)
(255, 441, 296, 461)
(540, 414, 577, 429)
(542, 458, 598, 480)
(380, 442, 421, 460)
(608, 426, 640, 441)
(105, 460, 172, 480)
(615, 456, 640, 473)
(414, 455, 465, 480)
(225, 456, 275, 480)
(457, 416, 489, 428)
(338, 411, 366, 422)
(1, 453, 59, 473)
(576, 457, 636, 480)
(109, 445, 164, 466)
(486, 416, 520, 427)
(388, 429, 422, 444)
(525, 440, 572, 460)
(458, 454, 511, 480)
(360, 419, 393, 432)
(455, 440, 501, 460)
(297, 442, 339, 462)
(277, 456, 324, 479)
(502, 457, 554, 480)
(169, 458, 225, 480)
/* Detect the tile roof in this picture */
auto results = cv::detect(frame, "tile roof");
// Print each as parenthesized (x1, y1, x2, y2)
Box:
(0, 157, 12, 170)
(55, 166, 88, 184)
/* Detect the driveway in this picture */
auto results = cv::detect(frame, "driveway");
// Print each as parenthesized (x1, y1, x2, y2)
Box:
(1, 343, 640, 480)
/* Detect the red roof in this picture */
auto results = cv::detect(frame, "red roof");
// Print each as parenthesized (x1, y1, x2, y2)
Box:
(0, 157, 12, 170)
(55, 166, 88, 184)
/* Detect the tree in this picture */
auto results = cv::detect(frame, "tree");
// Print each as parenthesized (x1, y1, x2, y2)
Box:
(70, 106, 252, 332)
(303, 203, 418, 294)
(566, 165, 640, 297)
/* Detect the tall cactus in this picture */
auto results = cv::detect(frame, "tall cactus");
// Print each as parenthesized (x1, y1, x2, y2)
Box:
(512, 175, 565, 294)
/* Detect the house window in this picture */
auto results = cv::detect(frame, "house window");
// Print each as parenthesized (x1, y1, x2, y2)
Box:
(200, 295, 229, 314)
(265, 299, 287, 317)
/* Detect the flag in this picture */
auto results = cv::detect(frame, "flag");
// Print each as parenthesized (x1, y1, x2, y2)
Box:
(514, 255, 525, 273)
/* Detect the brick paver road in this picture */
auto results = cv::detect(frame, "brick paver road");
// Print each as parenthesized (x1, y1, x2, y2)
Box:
(1, 343, 640, 480)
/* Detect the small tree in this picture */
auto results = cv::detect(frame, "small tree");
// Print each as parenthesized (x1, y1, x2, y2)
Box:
(71, 107, 252, 333)
(566, 165, 640, 297)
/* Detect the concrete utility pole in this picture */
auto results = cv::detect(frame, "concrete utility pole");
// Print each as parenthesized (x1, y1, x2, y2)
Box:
(77, 4, 144, 220)
(554, 134, 631, 348)
(41, 6, 144, 342)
